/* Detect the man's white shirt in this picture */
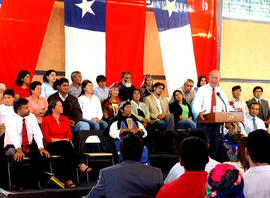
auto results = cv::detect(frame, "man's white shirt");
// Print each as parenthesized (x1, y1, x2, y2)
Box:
(244, 114, 266, 134)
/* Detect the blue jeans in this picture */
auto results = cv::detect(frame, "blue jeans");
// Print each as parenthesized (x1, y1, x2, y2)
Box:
(176, 119, 196, 130)
(82, 119, 108, 130)
(154, 113, 175, 131)
(71, 121, 90, 133)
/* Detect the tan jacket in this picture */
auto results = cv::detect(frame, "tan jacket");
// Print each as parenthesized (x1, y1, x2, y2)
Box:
(145, 94, 170, 124)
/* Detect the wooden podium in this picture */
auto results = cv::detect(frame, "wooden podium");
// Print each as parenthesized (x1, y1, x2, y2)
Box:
(197, 111, 244, 123)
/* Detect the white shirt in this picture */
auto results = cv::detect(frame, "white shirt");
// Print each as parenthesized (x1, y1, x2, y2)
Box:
(244, 115, 266, 134)
(58, 92, 68, 102)
(4, 113, 44, 149)
(230, 97, 249, 116)
(193, 84, 233, 114)
(153, 95, 162, 114)
(244, 165, 270, 198)
(164, 157, 219, 184)
(109, 119, 147, 139)
(0, 104, 15, 124)
(78, 95, 103, 120)
(40, 82, 57, 99)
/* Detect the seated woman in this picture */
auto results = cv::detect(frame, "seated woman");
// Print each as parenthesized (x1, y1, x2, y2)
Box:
(169, 90, 196, 130)
(0, 83, 6, 105)
(41, 100, 91, 188)
(78, 80, 108, 130)
(41, 69, 57, 98)
(109, 101, 148, 163)
(139, 74, 153, 101)
(27, 81, 48, 124)
(194, 75, 207, 92)
(102, 83, 120, 124)
(14, 70, 31, 98)
(131, 89, 150, 128)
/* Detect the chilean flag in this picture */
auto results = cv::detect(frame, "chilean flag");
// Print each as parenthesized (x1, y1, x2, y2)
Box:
(64, 0, 146, 88)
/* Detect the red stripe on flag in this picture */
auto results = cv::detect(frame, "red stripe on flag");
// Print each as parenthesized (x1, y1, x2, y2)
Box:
(187, 0, 217, 79)
(105, 0, 146, 88)
(0, 0, 54, 88)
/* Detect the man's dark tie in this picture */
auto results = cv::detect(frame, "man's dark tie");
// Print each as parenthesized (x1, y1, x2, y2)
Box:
(252, 117, 258, 131)
(22, 118, 29, 153)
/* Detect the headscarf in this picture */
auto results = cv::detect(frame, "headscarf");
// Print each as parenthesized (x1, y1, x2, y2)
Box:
(109, 82, 120, 91)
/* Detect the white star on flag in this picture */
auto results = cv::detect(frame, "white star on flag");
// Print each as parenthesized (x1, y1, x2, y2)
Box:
(75, 0, 95, 18)
(162, 0, 177, 17)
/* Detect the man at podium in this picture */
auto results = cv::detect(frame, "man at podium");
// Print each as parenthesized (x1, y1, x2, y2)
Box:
(193, 70, 233, 162)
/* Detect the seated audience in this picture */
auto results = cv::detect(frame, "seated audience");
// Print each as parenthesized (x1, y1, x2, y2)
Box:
(246, 86, 270, 127)
(102, 83, 120, 124)
(85, 133, 163, 198)
(0, 83, 6, 104)
(229, 85, 248, 116)
(4, 98, 50, 191)
(206, 164, 244, 198)
(164, 128, 219, 184)
(41, 69, 57, 98)
(48, 78, 89, 133)
(139, 74, 153, 101)
(14, 70, 31, 98)
(78, 80, 108, 130)
(68, 71, 82, 98)
(169, 90, 196, 130)
(194, 75, 207, 92)
(41, 100, 91, 188)
(94, 75, 109, 102)
(226, 137, 249, 174)
(156, 136, 209, 198)
(27, 81, 48, 124)
(118, 72, 135, 101)
(244, 102, 266, 134)
(171, 79, 196, 105)
(145, 82, 175, 132)
(243, 129, 270, 198)
(131, 89, 150, 128)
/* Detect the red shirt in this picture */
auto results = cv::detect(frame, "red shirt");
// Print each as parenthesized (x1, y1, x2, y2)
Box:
(156, 171, 207, 198)
(41, 115, 72, 145)
(13, 85, 30, 98)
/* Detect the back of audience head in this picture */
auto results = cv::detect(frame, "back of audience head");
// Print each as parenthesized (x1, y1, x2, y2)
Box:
(29, 81, 42, 96)
(120, 133, 143, 161)
(43, 70, 57, 83)
(13, 97, 30, 117)
(184, 128, 209, 145)
(16, 70, 30, 86)
(179, 136, 209, 171)
(80, 80, 93, 96)
(197, 75, 207, 87)
(53, 78, 69, 91)
(3, 89, 15, 106)
(71, 71, 82, 84)
(236, 137, 249, 171)
(246, 129, 270, 165)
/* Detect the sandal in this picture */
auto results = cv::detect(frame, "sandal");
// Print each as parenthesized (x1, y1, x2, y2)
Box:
(79, 163, 92, 174)
(65, 180, 76, 188)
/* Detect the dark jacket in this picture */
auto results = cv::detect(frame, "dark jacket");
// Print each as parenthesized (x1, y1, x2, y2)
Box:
(47, 92, 82, 124)
(169, 101, 193, 123)
(118, 82, 135, 101)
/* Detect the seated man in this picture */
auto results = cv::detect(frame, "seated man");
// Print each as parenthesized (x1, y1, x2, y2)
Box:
(156, 136, 209, 198)
(118, 72, 135, 101)
(246, 86, 270, 127)
(48, 78, 89, 133)
(4, 98, 50, 191)
(145, 82, 175, 132)
(85, 133, 163, 198)
(68, 71, 82, 98)
(244, 102, 266, 134)
(244, 129, 270, 198)
(109, 101, 147, 162)
(164, 128, 219, 184)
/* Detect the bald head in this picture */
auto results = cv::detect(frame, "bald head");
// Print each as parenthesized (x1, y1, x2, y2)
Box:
(209, 70, 220, 88)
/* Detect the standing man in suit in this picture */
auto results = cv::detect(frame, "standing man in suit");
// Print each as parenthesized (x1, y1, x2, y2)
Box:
(246, 86, 270, 127)
(193, 70, 232, 162)
(85, 133, 163, 198)
(145, 82, 175, 132)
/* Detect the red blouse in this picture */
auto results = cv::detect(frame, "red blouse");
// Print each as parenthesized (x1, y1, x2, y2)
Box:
(13, 85, 30, 98)
(41, 115, 72, 145)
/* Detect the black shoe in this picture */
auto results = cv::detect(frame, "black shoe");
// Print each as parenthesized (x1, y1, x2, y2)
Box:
(16, 186, 24, 192)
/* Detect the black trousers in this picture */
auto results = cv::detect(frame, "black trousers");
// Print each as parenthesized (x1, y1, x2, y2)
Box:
(45, 141, 79, 182)
(5, 141, 47, 187)
(197, 123, 224, 162)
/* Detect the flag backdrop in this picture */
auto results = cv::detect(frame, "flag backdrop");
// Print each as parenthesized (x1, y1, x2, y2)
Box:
(0, 0, 54, 88)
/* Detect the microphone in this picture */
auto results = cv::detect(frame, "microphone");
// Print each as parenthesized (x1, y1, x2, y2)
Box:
(216, 92, 227, 112)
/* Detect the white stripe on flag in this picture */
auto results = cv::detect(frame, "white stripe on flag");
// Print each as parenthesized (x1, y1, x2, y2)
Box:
(65, 26, 106, 84)
(159, 24, 197, 97)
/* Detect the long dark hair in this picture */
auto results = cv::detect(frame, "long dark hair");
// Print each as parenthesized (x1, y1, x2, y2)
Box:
(16, 70, 30, 86)
(44, 99, 61, 117)
(80, 80, 92, 96)
(236, 137, 249, 171)
(173, 90, 188, 105)
(197, 75, 207, 87)
(43, 70, 56, 83)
